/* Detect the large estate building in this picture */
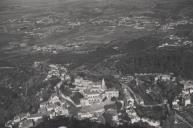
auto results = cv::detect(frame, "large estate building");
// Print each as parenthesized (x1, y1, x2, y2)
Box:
(73, 77, 119, 107)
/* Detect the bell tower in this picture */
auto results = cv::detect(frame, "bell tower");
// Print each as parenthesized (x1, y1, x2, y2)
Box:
(101, 78, 106, 90)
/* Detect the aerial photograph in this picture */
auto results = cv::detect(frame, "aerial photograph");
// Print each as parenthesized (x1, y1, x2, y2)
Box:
(0, 0, 193, 128)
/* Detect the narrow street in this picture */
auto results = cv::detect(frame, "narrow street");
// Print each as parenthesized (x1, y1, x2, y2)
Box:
(55, 80, 80, 108)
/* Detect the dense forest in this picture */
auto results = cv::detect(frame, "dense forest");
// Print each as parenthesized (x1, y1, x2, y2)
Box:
(117, 47, 193, 79)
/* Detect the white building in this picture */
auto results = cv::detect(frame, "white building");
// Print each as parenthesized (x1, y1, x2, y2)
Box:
(105, 89, 119, 99)
(80, 91, 102, 106)
(185, 96, 191, 106)
(154, 74, 171, 82)
(112, 115, 119, 122)
(78, 112, 93, 119)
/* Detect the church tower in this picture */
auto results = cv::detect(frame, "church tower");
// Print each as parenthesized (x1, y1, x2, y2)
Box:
(101, 78, 106, 90)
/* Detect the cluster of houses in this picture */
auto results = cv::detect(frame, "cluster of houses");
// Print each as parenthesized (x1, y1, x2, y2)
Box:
(35, 16, 55, 25)
(135, 73, 174, 81)
(122, 79, 160, 127)
(125, 95, 141, 124)
(44, 64, 71, 82)
(121, 73, 174, 127)
(38, 93, 69, 117)
(173, 80, 193, 110)
(5, 93, 69, 128)
(157, 34, 193, 49)
(118, 16, 160, 30)
(33, 63, 71, 83)
(162, 18, 193, 32)
(134, 73, 193, 110)
(5, 112, 42, 128)
(33, 45, 58, 54)
(154, 73, 176, 83)
(121, 73, 174, 87)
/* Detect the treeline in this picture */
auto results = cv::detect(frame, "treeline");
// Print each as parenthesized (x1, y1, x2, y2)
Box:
(34, 116, 154, 128)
